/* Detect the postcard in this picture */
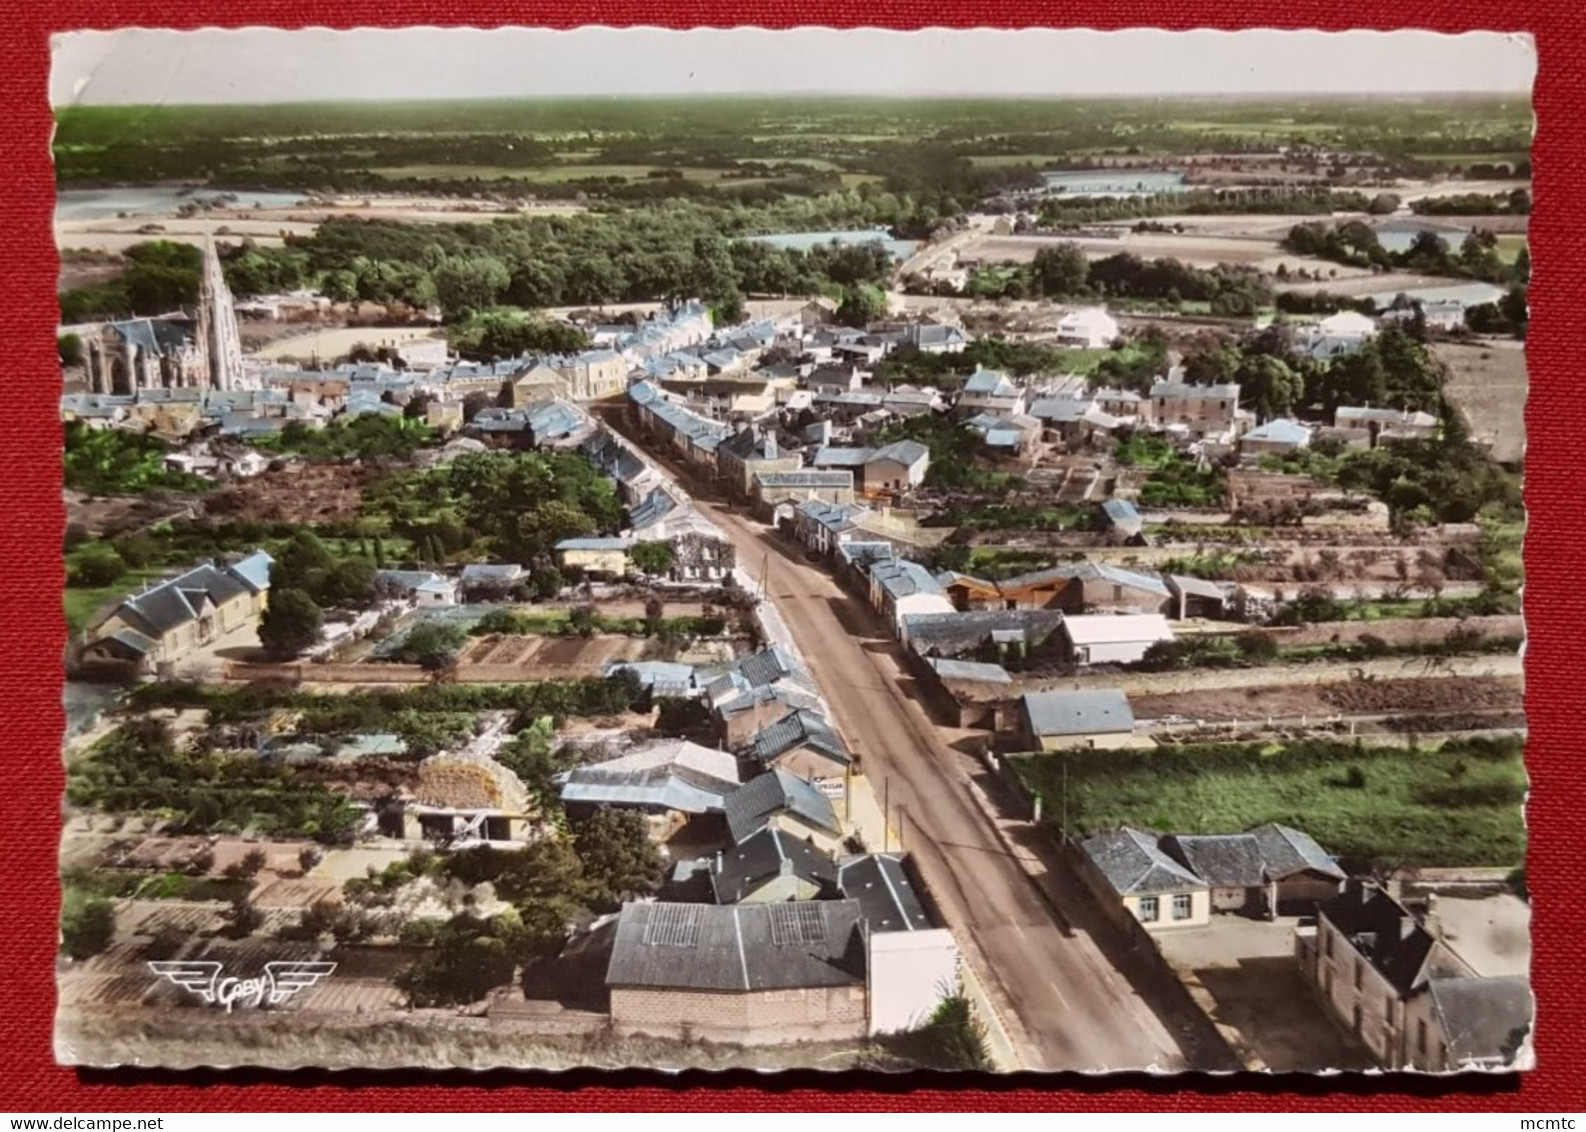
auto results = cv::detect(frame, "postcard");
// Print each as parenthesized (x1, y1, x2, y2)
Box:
(52, 25, 1533, 1074)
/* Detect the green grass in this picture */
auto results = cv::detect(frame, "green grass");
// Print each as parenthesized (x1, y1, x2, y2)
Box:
(1010, 735, 1527, 869)
(961, 548, 1057, 580)
(1494, 234, 1528, 264)
(64, 568, 166, 636)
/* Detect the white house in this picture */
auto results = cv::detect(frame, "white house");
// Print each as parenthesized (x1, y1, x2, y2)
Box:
(1056, 307, 1120, 349)
(1317, 310, 1379, 340)
(1060, 613, 1176, 666)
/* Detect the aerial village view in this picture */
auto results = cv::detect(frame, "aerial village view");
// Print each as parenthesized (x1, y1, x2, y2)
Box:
(52, 28, 1532, 1076)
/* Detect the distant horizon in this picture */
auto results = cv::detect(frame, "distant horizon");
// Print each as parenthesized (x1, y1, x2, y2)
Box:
(52, 28, 1536, 107)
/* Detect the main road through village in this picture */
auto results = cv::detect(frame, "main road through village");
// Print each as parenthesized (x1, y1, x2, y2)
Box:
(597, 410, 1236, 1074)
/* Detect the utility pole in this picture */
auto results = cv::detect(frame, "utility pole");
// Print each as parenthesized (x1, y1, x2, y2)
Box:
(1062, 758, 1070, 844)
(883, 777, 891, 853)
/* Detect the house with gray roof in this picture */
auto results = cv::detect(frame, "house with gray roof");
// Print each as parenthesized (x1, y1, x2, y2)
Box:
(723, 768, 844, 850)
(868, 558, 956, 638)
(1019, 689, 1136, 750)
(837, 853, 934, 933)
(605, 899, 868, 1043)
(746, 708, 852, 793)
(1076, 827, 1211, 930)
(956, 368, 1025, 418)
(708, 826, 839, 905)
(752, 468, 855, 519)
(1415, 975, 1534, 1072)
(1162, 823, 1345, 916)
(81, 550, 275, 675)
(865, 439, 931, 491)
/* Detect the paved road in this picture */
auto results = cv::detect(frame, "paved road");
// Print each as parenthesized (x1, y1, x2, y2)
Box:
(604, 414, 1232, 1073)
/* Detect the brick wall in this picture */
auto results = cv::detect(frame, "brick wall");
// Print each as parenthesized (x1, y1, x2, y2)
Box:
(611, 984, 867, 1045)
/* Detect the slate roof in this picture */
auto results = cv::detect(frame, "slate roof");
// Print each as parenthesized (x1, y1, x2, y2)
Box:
(928, 657, 1012, 684)
(902, 610, 1066, 656)
(838, 854, 934, 933)
(710, 826, 839, 905)
(962, 369, 1017, 396)
(227, 550, 274, 593)
(812, 446, 875, 468)
(1247, 823, 1347, 881)
(1021, 689, 1135, 737)
(1318, 884, 1465, 996)
(750, 708, 851, 767)
(1162, 833, 1271, 888)
(869, 439, 930, 467)
(1081, 828, 1206, 896)
(870, 559, 946, 601)
(1029, 397, 1098, 423)
(111, 554, 272, 639)
(724, 769, 842, 844)
(755, 470, 855, 489)
(605, 899, 867, 992)
(1150, 381, 1240, 401)
(1427, 976, 1534, 1068)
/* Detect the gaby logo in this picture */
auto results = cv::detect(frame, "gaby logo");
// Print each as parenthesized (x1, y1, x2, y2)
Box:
(147, 961, 336, 1013)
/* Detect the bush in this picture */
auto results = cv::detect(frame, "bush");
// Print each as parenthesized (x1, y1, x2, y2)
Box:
(60, 889, 116, 960)
(69, 547, 126, 588)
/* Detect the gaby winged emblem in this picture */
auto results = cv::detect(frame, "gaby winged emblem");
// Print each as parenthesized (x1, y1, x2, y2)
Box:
(147, 960, 336, 1013)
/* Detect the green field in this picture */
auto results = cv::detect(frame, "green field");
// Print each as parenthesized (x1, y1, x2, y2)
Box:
(1010, 735, 1527, 869)
(54, 95, 1534, 204)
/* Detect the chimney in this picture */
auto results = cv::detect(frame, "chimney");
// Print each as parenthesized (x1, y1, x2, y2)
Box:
(1423, 892, 1442, 940)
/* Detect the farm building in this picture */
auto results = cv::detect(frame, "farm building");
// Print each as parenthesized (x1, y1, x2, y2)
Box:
(1018, 689, 1136, 750)
(1059, 613, 1176, 665)
(554, 536, 634, 578)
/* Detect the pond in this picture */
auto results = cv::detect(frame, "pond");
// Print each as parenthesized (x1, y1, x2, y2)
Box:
(56, 187, 310, 223)
(1040, 169, 1189, 198)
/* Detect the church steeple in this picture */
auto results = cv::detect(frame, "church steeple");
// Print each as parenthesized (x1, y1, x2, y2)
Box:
(197, 235, 245, 391)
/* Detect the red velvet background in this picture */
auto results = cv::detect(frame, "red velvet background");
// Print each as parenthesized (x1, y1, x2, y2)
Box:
(2, 5, 1575, 1112)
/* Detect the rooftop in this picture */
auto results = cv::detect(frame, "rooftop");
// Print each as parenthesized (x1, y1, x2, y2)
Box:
(1021, 689, 1135, 737)
(605, 899, 867, 992)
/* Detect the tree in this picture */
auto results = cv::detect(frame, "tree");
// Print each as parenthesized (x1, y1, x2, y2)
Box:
(1236, 354, 1303, 422)
(1498, 286, 1528, 338)
(60, 889, 115, 960)
(1030, 243, 1089, 297)
(224, 847, 269, 880)
(629, 541, 676, 578)
(58, 333, 84, 367)
(68, 546, 126, 588)
(396, 621, 468, 671)
(566, 605, 599, 639)
(529, 568, 564, 601)
(836, 284, 887, 329)
(258, 588, 324, 658)
(571, 807, 665, 913)
(433, 255, 511, 320)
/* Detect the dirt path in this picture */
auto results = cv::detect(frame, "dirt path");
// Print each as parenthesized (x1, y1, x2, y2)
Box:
(608, 412, 1234, 1074)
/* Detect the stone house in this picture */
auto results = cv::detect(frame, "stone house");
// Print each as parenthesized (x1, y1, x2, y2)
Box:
(1298, 881, 1532, 1070)
(83, 551, 273, 676)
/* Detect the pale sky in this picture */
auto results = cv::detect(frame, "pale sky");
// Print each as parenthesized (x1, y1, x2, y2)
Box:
(50, 27, 1535, 106)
